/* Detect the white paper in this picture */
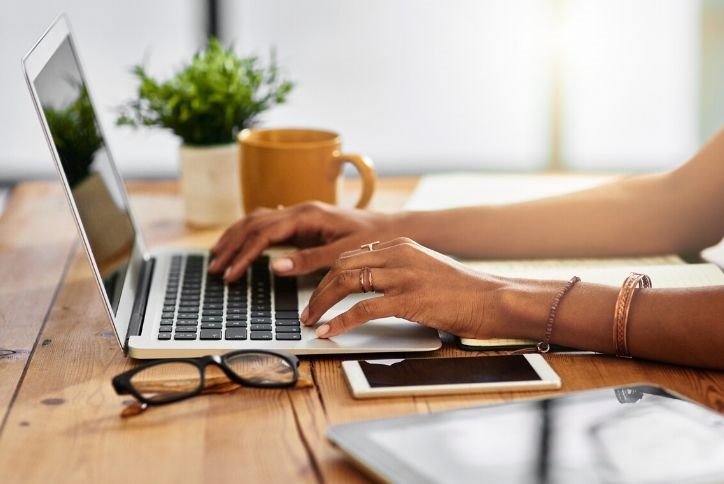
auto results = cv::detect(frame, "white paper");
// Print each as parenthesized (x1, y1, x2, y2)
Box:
(404, 172, 616, 211)
(462, 262, 724, 287)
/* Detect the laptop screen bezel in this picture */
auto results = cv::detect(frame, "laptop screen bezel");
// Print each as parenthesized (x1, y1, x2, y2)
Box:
(22, 14, 148, 350)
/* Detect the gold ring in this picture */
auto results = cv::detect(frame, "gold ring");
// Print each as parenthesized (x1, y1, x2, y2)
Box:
(367, 267, 375, 293)
(359, 268, 368, 293)
(360, 241, 380, 252)
(276, 204, 284, 210)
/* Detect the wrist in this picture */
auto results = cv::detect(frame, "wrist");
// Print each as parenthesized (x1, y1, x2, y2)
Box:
(493, 278, 560, 340)
(387, 211, 437, 246)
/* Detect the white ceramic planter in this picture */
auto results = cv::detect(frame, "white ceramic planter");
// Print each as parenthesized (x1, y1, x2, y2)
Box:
(179, 143, 242, 227)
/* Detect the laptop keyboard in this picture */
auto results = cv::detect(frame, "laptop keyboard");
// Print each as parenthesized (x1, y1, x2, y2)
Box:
(157, 254, 301, 341)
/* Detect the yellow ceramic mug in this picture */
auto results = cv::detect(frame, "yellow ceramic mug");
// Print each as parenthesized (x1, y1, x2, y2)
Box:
(238, 128, 376, 213)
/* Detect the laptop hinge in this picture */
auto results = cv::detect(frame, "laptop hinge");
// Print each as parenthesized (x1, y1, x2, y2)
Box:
(124, 257, 155, 355)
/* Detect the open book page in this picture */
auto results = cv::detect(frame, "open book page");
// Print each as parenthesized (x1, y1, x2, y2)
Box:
(404, 172, 616, 211)
(458, 262, 724, 349)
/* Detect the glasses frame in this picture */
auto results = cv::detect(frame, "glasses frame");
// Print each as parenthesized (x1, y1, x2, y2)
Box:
(112, 349, 300, 406)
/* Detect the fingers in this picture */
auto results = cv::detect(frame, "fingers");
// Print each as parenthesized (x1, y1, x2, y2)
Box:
(315, 239, 419, 294)
(222, 218, 298, 282)
(314, 296, 402, 338)
(209, 214, 281, 275)
(270, 238, 354, 276)
(338, 237, 418, 259)
(210, 208, 273, 258)
(209, 202, 332, 279)
(304, 268, 400, 325)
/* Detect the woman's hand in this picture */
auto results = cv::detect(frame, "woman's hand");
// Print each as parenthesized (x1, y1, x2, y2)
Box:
(301, 237, 508, 339)
(209, 202, 401, 282)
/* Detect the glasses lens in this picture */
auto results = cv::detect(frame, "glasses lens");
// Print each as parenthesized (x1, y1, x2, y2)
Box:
(224, 352, 295, 386)
(129, 361, 202, 402)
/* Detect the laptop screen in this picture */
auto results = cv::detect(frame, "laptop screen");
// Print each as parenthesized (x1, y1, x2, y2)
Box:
(34, 37, 136, 315)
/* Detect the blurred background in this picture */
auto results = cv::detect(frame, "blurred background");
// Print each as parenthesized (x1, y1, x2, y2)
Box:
(0, 0, 722, 190)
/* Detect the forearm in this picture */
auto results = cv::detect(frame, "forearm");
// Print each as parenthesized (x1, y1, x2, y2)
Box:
(393, 171, 716, 258)
(391, 127, 724, 258)
(494, 280, 724, 369)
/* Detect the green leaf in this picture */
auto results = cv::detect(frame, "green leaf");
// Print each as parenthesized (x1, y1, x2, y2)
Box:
(116, 38, 294, 145)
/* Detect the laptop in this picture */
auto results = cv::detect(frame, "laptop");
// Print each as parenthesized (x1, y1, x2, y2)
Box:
(22, 15, 441, 359)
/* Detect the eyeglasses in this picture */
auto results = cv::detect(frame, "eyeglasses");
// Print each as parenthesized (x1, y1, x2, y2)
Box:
(112, 350, 300, 416)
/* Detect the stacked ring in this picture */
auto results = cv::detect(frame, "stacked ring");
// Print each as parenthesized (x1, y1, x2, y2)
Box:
(359, 268, 368, 293)
(358, 267, 376, 293)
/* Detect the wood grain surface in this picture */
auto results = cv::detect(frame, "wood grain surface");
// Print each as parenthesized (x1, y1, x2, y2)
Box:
(0, 178, 722, 484)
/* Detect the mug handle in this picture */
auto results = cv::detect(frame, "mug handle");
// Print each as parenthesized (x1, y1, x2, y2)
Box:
(332, 153, 377, 208)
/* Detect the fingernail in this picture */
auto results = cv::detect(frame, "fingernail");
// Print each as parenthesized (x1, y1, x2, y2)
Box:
(315, 324, 330, 337)
(272, 257, 294, 273)
(224, 267, 232, 281)
(208, 260, 218, 271)
(300, 306, 309, 323)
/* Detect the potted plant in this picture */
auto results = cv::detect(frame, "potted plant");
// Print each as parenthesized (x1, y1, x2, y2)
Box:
(118, 38, 294, 227)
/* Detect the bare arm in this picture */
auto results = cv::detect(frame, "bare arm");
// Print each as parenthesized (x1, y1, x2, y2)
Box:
(301, 238, 724, 370)
(396, 129, 724, 258)
(497, 279, 724, 369)
(211, 129, 724, 278)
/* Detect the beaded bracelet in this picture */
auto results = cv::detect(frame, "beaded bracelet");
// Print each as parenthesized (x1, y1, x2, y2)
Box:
(613, 273, 652, 357)
(537, 276, 581, 353)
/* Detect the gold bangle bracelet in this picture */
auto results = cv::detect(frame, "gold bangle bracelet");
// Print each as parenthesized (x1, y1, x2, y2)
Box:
(613, 273, 652, 357)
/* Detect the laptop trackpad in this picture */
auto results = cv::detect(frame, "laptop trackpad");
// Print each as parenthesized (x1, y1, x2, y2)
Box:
(297, 279, 435, 346)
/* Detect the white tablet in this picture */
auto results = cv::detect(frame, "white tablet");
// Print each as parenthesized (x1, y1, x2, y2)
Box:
(328, 385, 724, 483)
(342, 354, 561, 398)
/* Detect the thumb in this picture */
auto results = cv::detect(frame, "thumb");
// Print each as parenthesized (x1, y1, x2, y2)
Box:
(271, 239, 351, 276)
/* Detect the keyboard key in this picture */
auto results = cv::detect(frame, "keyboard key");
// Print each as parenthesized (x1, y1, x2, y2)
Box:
(201, 316, 223, 323)
(200, 329, 222, 340)
(158, 333, 172, 340)
(251, 317, 272, 324)
(225, 320, 247, 328)
(274, 276, 298, 310)
(177, 318, 199, 325)
(225, 314, 246, 321)
(175, 326, 198, 333)
(201, 322, 222, 329)
(275, 326, 301, 333)
(225, 328, 247, 340)
(250, 331, 272, 340)
(163, 305, 176, 312)
(251, 311, 271, 318)
(251, 324, 272, 331)
(204, 303, 224, 310)
(161, 312, 175, 319)
(202, 309, 223, 316)
(226, 307, 247, 314)
(160, 318, 174, 326)
(158, 326, 173, 332)
(275, 310, 299, 320)
(174, 332, 197, 340)
(275, 319, 301, 326)
(177, 312, 198, 319)
(275, 333, 301, 341)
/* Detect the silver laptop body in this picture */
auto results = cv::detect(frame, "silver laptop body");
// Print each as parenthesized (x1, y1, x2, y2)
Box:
(22, 15, 441, 358)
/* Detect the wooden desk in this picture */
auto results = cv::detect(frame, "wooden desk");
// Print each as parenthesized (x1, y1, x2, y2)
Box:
(1, 179, 722, 483)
